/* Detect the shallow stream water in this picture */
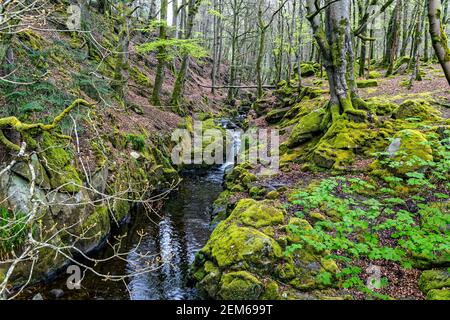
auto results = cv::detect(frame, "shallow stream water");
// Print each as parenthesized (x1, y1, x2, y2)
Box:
(22, 120, 242, 300)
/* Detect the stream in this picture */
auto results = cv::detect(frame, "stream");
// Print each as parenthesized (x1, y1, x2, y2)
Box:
(22, 119, 242, 300)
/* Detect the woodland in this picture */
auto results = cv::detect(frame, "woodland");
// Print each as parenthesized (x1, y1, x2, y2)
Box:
(0, 0, 449, 301)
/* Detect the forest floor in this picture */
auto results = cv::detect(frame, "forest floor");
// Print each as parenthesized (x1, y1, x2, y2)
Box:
(207, 63, 449, 300)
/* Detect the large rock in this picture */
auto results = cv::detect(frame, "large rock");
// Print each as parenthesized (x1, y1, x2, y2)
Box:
(389, 129, 433, 174)
(192, 199, 339, 300)
(218, 271, 263, 300)
(41, 132, 83, 193)
(419, 269, 450, 300)
(287, 108, 327, 148)
(265, 107, 291, 124)
(393, 99, 441, 121)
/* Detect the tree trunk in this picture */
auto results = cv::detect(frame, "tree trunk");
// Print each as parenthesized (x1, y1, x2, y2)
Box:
(428, 0, 450, 85)
(385, 0, 402, 76)
(171, 0, 202, 106)
(151, 0, 168, 106)
(306, 0, 366, 123)
(112, 2, 130, 107)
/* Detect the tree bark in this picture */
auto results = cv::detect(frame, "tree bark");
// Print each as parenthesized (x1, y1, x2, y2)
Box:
(171, 0, 202, 106)
(428, 0, 450, 85)
(306, 0, 366, 123)
(151, 0, 168, 106)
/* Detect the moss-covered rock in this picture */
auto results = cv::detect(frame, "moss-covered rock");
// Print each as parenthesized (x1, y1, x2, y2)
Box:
(393, 99, 441, 121)
(368, 71, 382, 79)
(310, 119, 388, 169)
(364, 99, 399, 116)
(41, 132, 82, 193)
(130, 66, 152, 87)
(266, 190, 280, 200)
(229, 199, 285, 228)
(356, 80, 378, 88)
(218, 271, 264, 300)
(426, 289, 450, 300)
(80, 204, 110, 247)
(266, 107, 291, 124)
(419, 269, 450, 293)
(287, 108, 327, 148)
(390, 129, 433, 174)
(393, 56, 411, 73)
(299, 63, 316, 78)
(193, 197, 340, 299)
(201, 222, 283, 269)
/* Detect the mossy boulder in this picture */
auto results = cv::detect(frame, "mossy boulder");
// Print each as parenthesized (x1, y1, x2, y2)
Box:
(419, 269, 450, 293)
(365, 99, 399, 116)
(393, 56, 411, 74)
(200, 223, 283, 269)
(426, 289, 450, 300)
(311, 119, 387, 169)
(193, 198, 340, 299)
(266, 190, 280, 200)
(389, 129, 433, 174)
(266, 107, 291, 124)
(130, 66, 152, 87)
(229, 199, 285, 228)
(40, 132, 82, 193)
(218, 271, 264, 300)
(368, 71, 382, 79)
(393, 99, 441, 121)
(356, 80, 378, 88)
(249, 186, 267, 199)
(287, 108, 327, 148)
(298, 63, 316, 78)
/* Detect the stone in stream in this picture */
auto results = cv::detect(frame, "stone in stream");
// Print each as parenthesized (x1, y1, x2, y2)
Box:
(192, 199, 341, 300)
(32, 293, 44, 300)
(49, 289, 65, 298)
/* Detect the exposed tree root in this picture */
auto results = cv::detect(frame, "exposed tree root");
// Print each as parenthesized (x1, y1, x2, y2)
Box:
(0, 99, 93, 151)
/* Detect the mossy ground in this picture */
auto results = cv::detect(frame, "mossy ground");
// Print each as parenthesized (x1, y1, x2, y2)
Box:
(195, 65, 450, 300)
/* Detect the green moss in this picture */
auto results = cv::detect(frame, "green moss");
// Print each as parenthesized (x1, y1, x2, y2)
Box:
(287, 108, 327, 148)
(419, 269, 450, 293)
(18, 30, 45, 51)
(81, 205, 110, 241)
(393, 99, 442, 121)
(266, 190, 280, 200)
(229, 199, 285, 228)
(242, 172, 257, 187)
(299, 63, 316, 77)
(163, 168, 179, 182)
(41, 132, 82, 193)
(261, 281, 280, 300)
(310, 211, 326, 222)
(368, 71, 382, 79)
(266, 107, 291, 124)
(393, 56, 411, 71)
(218, 271, 263, 300)
(310, 117, 393, 169)
(392, 129, 434, 174)
(202, 222, 283, 269)
(356, 79, 378, 88)
(364, 99, 399, 116)
(249, 186, 266, 199)
(130, 66, 152, 87)
(276, 262, 296, 280)
(426, 289, 450, 300)
(126, 134, 146, 151)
